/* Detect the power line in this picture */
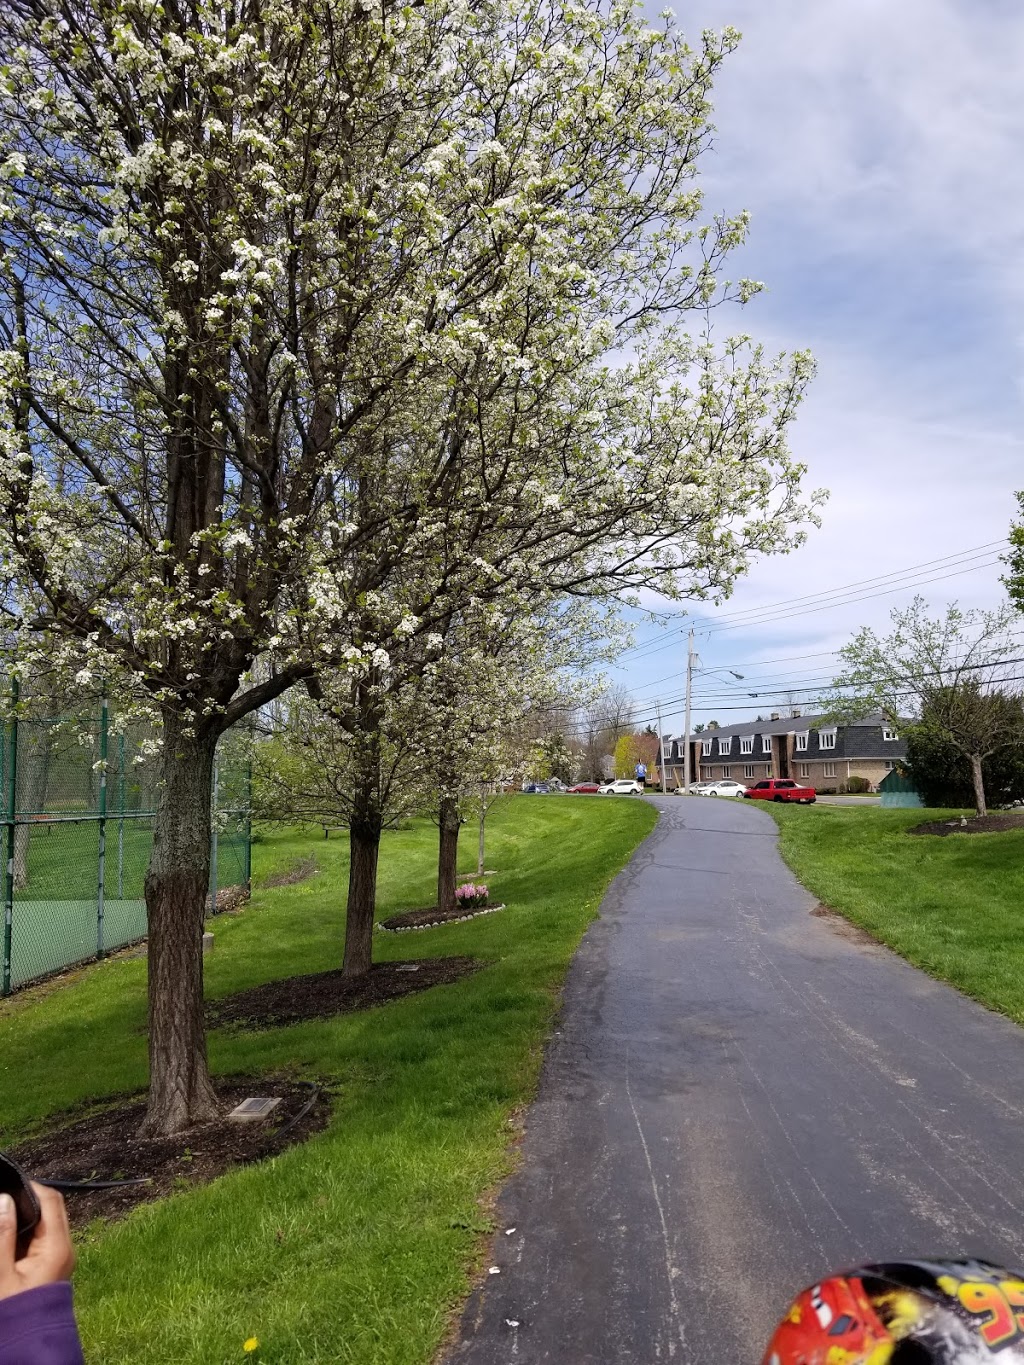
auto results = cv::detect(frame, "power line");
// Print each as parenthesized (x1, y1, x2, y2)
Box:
(613, 539, 1009, 661)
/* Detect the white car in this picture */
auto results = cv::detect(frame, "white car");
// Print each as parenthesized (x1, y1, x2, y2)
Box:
(676, 781, 713, 795)
(598, 778, 643, 796)
(700, 780, 749, 798)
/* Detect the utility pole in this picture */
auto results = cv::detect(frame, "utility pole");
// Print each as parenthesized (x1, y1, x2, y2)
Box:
(683, 627, 696, 794)
(655, 700, 667, 793)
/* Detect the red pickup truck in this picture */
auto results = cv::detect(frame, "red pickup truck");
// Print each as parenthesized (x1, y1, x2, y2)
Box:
(743, 778, 816, 804)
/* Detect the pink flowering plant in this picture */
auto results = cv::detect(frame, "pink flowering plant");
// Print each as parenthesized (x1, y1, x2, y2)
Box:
(455, 883, 489, 909)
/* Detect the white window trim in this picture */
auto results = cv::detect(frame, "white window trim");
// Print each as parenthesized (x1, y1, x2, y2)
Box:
(719, 737, 731, 754)
(743, 765, 755, 779)
(819, 729, 837, 750)
(798, 763, 811, 779)
(702, 739, 713, 756)
(722, 766, 731, 779)
(795, 731, 808, 752)
(762, 735, 772, 753)
(823, 762, 837, 779)
(740, 735, 754, 754)
(883, 727, 899, 742)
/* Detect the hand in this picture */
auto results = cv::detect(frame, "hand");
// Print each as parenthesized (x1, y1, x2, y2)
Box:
(0, 1184, 75, 1302)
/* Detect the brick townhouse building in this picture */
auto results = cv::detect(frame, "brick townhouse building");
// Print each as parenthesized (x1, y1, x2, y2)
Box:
(659, 711, 907, 793)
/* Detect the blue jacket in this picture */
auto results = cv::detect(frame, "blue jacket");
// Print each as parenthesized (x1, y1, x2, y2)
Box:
(0, 1285, 84, 1364)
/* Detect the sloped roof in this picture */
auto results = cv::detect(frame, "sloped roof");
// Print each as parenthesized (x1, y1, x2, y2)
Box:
(665, 712, 888, 743)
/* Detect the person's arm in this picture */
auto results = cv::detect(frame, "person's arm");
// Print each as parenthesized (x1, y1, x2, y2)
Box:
(0, 1184, 84, 1364)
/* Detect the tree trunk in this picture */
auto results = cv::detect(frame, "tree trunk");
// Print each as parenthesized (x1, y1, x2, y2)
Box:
(343, 813, 381, 978)
(140, 716, 220, 1137)
(970, 753, 987, 818)
(437, 796, 461, 914)
(477, 801, 486, 877)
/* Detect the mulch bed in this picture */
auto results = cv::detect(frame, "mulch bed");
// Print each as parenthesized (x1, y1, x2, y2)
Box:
(378, 903, 506, 932)
(261, 856, 319, 888)
(206, 957, 483, 1030)
(907, 812, 1024, 837)
(8, 1076, 331, 1228)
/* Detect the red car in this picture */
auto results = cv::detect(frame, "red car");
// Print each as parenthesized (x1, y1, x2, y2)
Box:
(762, 1275, 890, 1364)
(744, 778, 816, 804)
(568, 782, 600, 794)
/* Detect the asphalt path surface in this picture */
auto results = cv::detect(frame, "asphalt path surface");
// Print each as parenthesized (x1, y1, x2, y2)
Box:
(445, 794, 1024, 1364)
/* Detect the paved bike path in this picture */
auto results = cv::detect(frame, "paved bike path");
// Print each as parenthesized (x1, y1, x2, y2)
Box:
(445, 795, 1024, 1363)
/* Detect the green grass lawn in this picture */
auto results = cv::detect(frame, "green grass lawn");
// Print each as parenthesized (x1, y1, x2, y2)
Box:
(768, 804, 1024, 1022)
(0, 795, 656, 1365)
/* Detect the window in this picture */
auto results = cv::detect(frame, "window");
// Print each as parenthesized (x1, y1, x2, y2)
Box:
(762, 735, 772, 753)
(719, 736, 731, 754)
(884, 760, 896, 770)
(798, 763, 811, 779)
(778, 780, 796, 788)
(740, 735, 754, 754)
(823, 763, 836, 778)
(743, 765, 755, 779)
(753, 781, 770, 790)
(883, 727, 899, 741)
(722, 767, 731, 779)
(819, 729, 837, 750)
(702, 738, 713, 756)
(795, 732, 808, 752)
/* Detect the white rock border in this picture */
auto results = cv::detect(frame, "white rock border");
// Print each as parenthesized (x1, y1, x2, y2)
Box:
(377, 903, 507, 933)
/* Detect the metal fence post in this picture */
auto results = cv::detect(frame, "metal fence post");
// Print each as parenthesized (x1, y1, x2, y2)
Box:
(2, 678, 18, 997)
(96, 694, 108, 959)
(117, 729, 125, 900)
(209, 754, 219, 914)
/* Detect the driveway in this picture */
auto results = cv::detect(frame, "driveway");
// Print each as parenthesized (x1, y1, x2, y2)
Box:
(445, 794, 1024, 1364)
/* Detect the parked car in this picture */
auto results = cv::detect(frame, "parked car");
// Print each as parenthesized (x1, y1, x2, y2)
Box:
(673, 781, 713, 794)
(568, 782, 601, 794)
(545, 778, 568, 792)
(598, 778, 643, 796)
(743, 778, 816, 804)
(699, 780, 749, 798)
(522, 782, 550, 794)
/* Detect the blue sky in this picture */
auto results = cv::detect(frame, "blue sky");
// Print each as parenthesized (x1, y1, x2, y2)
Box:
(613, 0, 1024, 732)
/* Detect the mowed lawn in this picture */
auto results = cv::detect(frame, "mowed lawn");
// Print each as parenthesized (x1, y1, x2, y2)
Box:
(768, 804, 1024, 1022)
(0, 796, 656, 1365)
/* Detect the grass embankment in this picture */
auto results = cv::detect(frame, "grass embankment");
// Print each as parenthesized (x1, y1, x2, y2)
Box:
(0, 796, 655, 1365)
(769, 804, 1024, 1022)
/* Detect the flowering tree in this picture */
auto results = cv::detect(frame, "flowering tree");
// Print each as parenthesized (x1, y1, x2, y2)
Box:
(825, 599, 1023, 816)
(0, 0, 818, 1133)
(1005, 492, 1024, 613)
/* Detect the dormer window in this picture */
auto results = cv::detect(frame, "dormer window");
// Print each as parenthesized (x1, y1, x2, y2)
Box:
(702, 738, 713, 756)
(762, 734, 772, 753)
(819, 728, 837, 750)
(719, 736, 731, 755)
(740, 735, 753, 754)
(795, 732, 808, 752)
(883, 726, 899, 742)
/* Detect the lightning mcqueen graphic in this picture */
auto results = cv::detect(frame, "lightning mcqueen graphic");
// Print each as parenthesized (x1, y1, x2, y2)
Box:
(763, 1276, 894, 1365)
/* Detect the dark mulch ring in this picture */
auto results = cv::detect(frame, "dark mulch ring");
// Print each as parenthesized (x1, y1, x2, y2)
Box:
(9, 1076, 332, 1228)
(261, 855, 319, 888)
(206, 956, 484, 1030)
(907, 811, 1024, 837)
(379, 902, 506, 932)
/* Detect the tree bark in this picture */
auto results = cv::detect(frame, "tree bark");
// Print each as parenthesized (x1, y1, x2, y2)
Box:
(343, 806, 381, 977)
(969, 753, 987, 818)
(477, 801, 486, 877)
(437, 796, 461, 914)
(140, 715, 220, 1137)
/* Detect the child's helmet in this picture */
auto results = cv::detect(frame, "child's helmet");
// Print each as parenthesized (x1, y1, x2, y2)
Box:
(763, 1260, 1024, 1363)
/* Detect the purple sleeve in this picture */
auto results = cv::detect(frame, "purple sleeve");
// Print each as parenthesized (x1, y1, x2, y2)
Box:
(0, 1283, 84, 1365)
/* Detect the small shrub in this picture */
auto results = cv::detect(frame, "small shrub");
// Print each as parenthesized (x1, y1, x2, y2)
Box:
(846, 775, 871, 794)
(455, 882, 489, 909)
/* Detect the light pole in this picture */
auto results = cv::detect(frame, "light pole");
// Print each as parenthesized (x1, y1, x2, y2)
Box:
(683, 637, 746, 794)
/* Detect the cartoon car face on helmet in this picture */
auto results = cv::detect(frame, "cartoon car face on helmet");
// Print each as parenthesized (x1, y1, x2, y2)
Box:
(764, 1261, 1024, 1364)
(763, 1275, 893, 1365)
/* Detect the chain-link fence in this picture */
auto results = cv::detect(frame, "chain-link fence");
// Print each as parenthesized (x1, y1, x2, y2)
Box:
(1, 690, 251, 995)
